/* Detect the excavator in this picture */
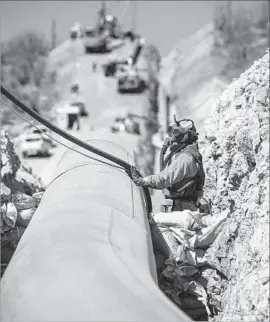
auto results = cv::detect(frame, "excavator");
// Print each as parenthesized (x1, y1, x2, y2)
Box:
(84, 3, 114, 53)
(102, 35, 144, 77)
(116, 37, 147, 94)
(84, 2, 129, 54)
(84, 1, 140, 54)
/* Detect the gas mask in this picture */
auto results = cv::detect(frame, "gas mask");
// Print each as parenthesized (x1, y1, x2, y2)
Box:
(160, 116, 198, 171)
(167, 115, 198, 146)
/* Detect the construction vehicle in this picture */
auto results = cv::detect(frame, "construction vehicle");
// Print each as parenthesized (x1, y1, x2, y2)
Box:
(84, 26, 109, 54)
(116, 37, 147, 93)
(117, 70, 146, 94)
(102, 59, 127, 77)
(70, 22, 84, 39)
(102, 36, 144, 80)
(111, 114, 140, 135)
(83, 2, 122, 54)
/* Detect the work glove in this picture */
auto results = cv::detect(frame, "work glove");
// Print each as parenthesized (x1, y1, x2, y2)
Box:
(131, 166, 145, 186)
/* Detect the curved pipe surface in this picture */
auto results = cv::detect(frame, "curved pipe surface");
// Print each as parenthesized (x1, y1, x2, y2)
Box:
(0, 85, 152, 214)
(1, 131, 191, 321)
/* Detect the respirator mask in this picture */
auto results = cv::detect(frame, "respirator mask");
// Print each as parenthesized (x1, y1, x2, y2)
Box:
(160, 115, 198, 170)
(165, 116, 198, 147)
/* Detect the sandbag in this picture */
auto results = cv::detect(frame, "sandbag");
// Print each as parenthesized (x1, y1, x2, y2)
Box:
(195, 216, 227, 249)
(180, 295, 205, 309)
(154, 210, 203, 231)
(174, 265, 199, 277)
(184, 249, 207, 267)
(3, 203, 17, 228)
(149, 218, 171, 258)
(32, 191, 45, 206)
(1, 183, 11, 203)
(158, 227, 179, 254)
(8, 226, 26, 243)
(17, 208, 36, 228)
(1, 203, 7, 219)
(19, 208, 36, 220)
(183, 307, 208, 320)
(154, 211, 194, 230)
(183, 280, 211, 316)
(12, 192, 36, 211)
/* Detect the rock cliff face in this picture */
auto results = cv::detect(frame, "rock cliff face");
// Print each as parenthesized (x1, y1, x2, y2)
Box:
(203, 50, 269, 321)
(159, 24, 229, 132)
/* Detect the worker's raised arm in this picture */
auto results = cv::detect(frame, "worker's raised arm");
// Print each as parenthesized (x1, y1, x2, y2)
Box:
(131, 153, 199, 190)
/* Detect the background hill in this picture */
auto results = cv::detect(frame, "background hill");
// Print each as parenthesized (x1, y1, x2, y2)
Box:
(159, 1, 269, 133)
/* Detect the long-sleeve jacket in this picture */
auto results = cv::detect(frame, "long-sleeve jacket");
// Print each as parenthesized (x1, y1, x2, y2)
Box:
(144, 153, 198, 190)
(143, 143, 204, 194)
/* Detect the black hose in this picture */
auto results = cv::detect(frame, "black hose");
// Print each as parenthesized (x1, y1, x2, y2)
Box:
(1, 85, 152, 214)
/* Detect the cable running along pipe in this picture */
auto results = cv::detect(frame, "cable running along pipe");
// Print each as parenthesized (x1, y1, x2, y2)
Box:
(1, 85, 152, 214)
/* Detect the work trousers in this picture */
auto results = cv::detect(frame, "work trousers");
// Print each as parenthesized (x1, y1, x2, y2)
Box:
(172, 199, 198, 212)
(68, 114, 80, 130)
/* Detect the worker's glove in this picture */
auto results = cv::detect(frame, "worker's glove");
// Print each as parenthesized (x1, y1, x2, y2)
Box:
(131, 166, 145, 186)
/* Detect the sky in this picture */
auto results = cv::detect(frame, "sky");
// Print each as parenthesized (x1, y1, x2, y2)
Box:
(0, 1, 267, 56)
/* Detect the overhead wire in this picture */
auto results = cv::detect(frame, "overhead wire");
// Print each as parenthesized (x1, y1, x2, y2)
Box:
(0, 86, 153, 214)
(119, 1, 131, 31)
(0, 98, 124, 171)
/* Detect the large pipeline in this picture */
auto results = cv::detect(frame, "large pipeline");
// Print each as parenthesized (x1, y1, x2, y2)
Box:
(0, 131, 191, 321)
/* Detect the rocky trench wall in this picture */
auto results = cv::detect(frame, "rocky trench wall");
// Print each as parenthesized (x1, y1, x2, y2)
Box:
(202, 50, 269, 321)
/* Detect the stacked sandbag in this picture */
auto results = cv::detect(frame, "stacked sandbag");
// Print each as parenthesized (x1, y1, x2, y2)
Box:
(1, 129, 45, 277)
(1, 189, 45, 276)
(155, 209, 229, 321)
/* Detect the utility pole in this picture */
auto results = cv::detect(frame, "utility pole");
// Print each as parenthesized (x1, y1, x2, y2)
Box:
(51, 19, 57, 50)
(226, 0, 233, 40)
(98, 1, 106, 30)
(132, 1, 136, 33)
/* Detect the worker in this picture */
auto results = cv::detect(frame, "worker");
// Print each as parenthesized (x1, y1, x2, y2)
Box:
(131, 117, 209, 213)
(71, 83, 79, 94)
(92, 61, 97, 72)
(66, 103, 80, 131)
(124, 114, 136, 134)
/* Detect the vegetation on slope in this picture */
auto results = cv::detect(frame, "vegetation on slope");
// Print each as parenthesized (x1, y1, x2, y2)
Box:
(1, 31, 58, 135)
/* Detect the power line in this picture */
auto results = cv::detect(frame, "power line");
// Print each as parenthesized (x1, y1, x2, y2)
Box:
(0, 98, 124, 171)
